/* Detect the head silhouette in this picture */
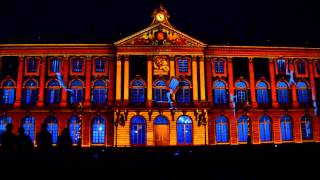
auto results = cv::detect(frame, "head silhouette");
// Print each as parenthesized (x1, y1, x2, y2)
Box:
(6, 123, 13, 132)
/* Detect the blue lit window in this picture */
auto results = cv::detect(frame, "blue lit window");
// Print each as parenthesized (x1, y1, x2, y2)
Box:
(176, 80, 191, 104)
(277, 81, 289, 104)
(256, 81, 269, 105)
(27, 58, 38, 72)
(216, 116, 229, 143)
(21, 116, 35, 142)
(297, 82, 309, 104)
(154, 115, 169, 125)
(235, 81, 247, 103)
(238, 116, 249, 142)
(301, 115, 312, 140)
(46, 79, 61, 104)
(69, 115, 81, 144)
(297, 61, 306, 74)
(95, 59, 106, 73)
(0, 115, 12, 144)
(277, 59, 286, 74)
(130, 80, 145, 104)
(23, 80, 38, 106)
(1, 80, 15, 105)
(178, 59, 188, 73)
(215, 61, 224, 74)
(260, 115, 272, 142)
(153, 80, 167, 102)
(92, 80, 108, 105)
(130, 116, 146, 145)
(92, 116, 105, 144)
(177, 116, 192, 145)
(213, 80, 227, 105)
(69, 80, 83, 105)
(50, 59, 61, 73)
(280, 115, 293, 141)
(45, 116, 58, 144)
(72, 59, 83, 73)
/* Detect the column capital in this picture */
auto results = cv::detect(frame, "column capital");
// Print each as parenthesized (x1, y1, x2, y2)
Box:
(227, 57, 233, 62)
(123, 55, 130, 61)
(198, 55, 205, 61)
(248, 58, 254, 63)
(268, 58, 275, 63)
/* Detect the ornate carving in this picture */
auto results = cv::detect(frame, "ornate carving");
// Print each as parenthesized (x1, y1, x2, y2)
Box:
(153, 56, 169, 75)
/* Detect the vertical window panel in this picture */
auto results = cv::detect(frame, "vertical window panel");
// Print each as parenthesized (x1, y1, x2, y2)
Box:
(277, 81, 289, 104)
(130, 80, 145, 104)
(22, 116, 35, 142)
(280, 115, 293, 141)
(256, 81, 269, 105)
(130, 116, 146, 145)
(69, 115, 81, 144)
(260, 116, 272, 142)
(301, 115, 312, 140)
(177, 116, 193, 145)
(45, 116, 58, 144)
(216, 116, 229, 143)
(176, 81, 191, 104)
(213, 80, 227, 105)
(92, 116, 106, 144)
(238, 116, 249, 142)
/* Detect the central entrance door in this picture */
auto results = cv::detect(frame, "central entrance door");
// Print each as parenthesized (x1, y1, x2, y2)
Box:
(154, 115, 169, 146)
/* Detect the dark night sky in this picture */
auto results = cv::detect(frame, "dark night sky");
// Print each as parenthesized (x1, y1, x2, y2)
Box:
(0, 0, 319, 47)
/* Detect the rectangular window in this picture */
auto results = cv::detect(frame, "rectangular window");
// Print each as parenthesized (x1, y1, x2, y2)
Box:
(316, 63, 320, 74)
(27, 58, 38, 72)
(95, 59, 106, 73)
(297, 62, 306, 74)
(72, 59, 83, 73)
(277, 59, 286, 74)
(50, 59, 61, 73)
(215, 61, 224, 74)
(178, 59, 188, 73)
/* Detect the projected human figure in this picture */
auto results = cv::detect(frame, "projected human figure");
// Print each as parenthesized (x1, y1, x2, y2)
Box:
(313, 100, 318, 116)
(286, 62, 297, 87)
(167, 89, 174, 109)
(56, 73, 74, 95)
(230, 93, 237, 119)
(167, 77, 179, 110)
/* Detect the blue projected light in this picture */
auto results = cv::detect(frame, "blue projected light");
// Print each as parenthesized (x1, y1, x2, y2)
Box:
(280, 115, 293, 141)
(277, 81, 289, 104)
(130, 116, 146, 145)
(22, 116, 35, 142)
(214, 80, 227, 105)
(45, 116, 59, 144)
(69, 116, 81, 144)
(216, 116, 229, 143)
(92, 116, 105, 144)
(260, 116, 272, 142)
(238, 116, 249, 142)
(177, 116, 192, 145)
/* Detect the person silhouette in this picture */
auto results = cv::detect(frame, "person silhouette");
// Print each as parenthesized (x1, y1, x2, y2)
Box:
(0, 123, 17, 153)
(36, 123, 52, 153)
(57, 128, 73, 157)
(286, 62, 297, 87)
(16, 126, 34, 153)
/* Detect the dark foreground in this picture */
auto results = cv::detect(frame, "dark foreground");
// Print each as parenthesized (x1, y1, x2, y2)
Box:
(1, 143, 319, 179)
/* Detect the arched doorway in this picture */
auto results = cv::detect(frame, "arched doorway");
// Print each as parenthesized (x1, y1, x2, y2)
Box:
(154, 115, 169, 146)
(176, 115, 193, 145)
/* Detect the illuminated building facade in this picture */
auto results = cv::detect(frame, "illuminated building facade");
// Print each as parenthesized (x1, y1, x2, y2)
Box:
(0, 6, 320, 147)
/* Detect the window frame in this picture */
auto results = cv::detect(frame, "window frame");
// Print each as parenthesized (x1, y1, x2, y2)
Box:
(294, 59, 308, 78)
(212, 58, 227, 77)
(175, 56, 191, 76)
(24, 56, 41, 75)
(69, 56, 86, 76)
(92, 57, 109, 76)
(48, 57, 63, 76)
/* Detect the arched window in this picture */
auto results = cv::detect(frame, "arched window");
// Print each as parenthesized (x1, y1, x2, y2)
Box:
(260, 115, 272, 142)
(50, 58, 61, 73)
(130, 80, 145, 104)
(1, 80, 15, 105)
(238, 116, 249, 142)
(177, 116, 193, 145)
(130, 116, 146, 145)
(46, 79, 61, 104)
(153, 80, 167, 102)
(280, 115, 293, 141)
(21, 116, 35, 142)
(92, 80, 108, 105)
(92, 116, 106, 144)
(256, 81, 269, 105)
(277, 81, 289, 104)
(154, 115, 169, 125)
(0, 115, 12, 143)
(23, 79, 39, 106)
(297, 61, 306, 74)
(297, 82, 309, 104)
(176, 80, 191, 104)
(235, 81, 248, 103)
(69, 80, 83, 105)
(216, 116, 229, 143)
(301, 115, 312, 140)
(213, 80, 227, 105)
(45, 116, 58, 144)
(69, 115, 81, 144)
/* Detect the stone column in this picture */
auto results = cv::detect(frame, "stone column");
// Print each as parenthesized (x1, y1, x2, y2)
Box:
(84, 56, 92, 108)
(14, 56, 24, 108)
(192, 56, 199, 102)
(248, 58, 257, 108)
(205, 56, 213, 106)
(123, 56, 129, 106)
(37, 56, 46, 107)
(115, 55, 122, 106)
(60, 56, 69, 108)
(147, 56, 153, 107)
(199, 56, 206, 101)
(227, 58, 234, 108)
(269, 58, 278, 108)
(108, 58, 115, 107)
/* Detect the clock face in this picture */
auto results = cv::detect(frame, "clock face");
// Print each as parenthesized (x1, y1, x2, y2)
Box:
(156, 13, 164, 22)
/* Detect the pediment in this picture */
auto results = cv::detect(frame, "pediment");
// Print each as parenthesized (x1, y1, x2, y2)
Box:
(114, 23, 206, 48)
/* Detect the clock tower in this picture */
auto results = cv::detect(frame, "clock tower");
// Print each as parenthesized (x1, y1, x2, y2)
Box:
(150, 5, 171, 26)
